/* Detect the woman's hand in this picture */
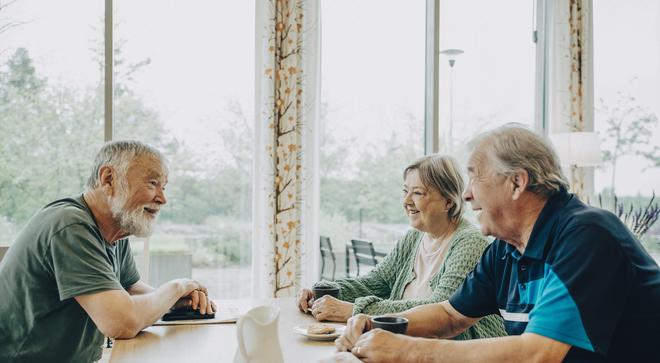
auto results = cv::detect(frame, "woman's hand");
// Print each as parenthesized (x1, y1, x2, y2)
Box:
(311, 295, 354, 322)
(297, 288, 315, 313)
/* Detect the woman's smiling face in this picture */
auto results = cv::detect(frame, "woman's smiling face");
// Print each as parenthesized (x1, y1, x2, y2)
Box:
(402, 169, 450, 232)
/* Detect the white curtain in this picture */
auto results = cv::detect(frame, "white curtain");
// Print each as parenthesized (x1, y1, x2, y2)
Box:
(547, 0, 594, 199)
(252, 0, 320, 298)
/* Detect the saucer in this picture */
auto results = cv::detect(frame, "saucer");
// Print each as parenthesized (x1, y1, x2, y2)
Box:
(293, 324, 345, 341)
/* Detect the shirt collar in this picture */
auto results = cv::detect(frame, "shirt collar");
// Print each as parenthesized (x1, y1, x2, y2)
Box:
(521, 188, 574, 260)
(502, 243, 522, 261)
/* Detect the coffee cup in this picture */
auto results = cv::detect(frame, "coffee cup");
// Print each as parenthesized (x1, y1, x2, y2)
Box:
(370, 316, 408, 334)
(313, 286, 340, 299)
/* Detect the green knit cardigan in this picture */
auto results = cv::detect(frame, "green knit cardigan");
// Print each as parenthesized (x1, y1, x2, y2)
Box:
(316, 219, 506, 340)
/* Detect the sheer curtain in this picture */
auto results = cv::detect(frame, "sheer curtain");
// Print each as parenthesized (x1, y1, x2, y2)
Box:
(253, 0, 321, 298)
(547, 0, 594, 198)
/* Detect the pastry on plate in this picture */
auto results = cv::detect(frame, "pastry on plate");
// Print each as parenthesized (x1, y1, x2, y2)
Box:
(307, 323, 336, 335)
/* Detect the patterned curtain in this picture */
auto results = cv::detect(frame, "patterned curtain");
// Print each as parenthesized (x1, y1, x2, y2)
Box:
(253, 0, 320, 298)
(548, 0, 593, 199)
(568, 0, 591, 199)
(568, 0, 587, 132)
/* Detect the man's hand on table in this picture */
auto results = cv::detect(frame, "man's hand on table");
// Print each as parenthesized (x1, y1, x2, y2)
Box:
(318, 352, 363, 363)
(173, 279, 217, 314)
(345, 329, 419, 363)
(335, 313, 420, 362)
(335, 314, 371, 352)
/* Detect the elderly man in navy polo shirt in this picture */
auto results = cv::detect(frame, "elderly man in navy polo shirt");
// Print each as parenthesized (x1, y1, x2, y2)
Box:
(335, 125, 660, 362)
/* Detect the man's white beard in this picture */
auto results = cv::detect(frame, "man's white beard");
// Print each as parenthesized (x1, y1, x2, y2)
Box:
(110, 187, 156, 238)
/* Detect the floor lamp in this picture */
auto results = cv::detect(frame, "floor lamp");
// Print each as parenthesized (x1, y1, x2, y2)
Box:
(440, 48, 464, 154)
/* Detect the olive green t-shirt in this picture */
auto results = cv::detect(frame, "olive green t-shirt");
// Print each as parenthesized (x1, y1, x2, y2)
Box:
(0, 195, 140, 363)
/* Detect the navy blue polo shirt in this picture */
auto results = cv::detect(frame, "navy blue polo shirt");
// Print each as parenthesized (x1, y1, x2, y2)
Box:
(449, 190, 660, 362)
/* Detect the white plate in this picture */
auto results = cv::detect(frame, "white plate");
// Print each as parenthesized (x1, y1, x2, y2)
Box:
(294, 324, 345, 341)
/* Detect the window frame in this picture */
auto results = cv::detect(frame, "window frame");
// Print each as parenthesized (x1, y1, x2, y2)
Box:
(424, 0, 550, 147)
(423, 0, 597, 196)
(98, 0, 595, 282)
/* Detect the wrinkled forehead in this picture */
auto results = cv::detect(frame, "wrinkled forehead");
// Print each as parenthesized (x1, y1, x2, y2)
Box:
(466, 147, 489, 175)
(127, 154, 169, 181)
(403, 169, 429, 189)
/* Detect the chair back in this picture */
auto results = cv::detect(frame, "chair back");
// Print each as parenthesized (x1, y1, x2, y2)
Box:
(351, 239, 378, 276)
(319, 236, 336, 280)
(0, 246, 8, 264)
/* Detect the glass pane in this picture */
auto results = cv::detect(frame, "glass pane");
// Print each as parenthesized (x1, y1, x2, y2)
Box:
(437, 0, 536, 226)
(438, 1, 536, 155)
(594, 0, 660, 258)
(0, 0, 104, 246)
(114, 0, 255, 297)
(320, 0, 426, 276)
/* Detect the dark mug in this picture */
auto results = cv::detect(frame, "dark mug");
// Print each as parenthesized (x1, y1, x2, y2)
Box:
(371, 316, 408, 334)
(313, 286, 340, 299)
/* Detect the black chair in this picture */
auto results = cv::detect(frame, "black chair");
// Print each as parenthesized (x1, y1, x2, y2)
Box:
(320, 236, 336, 280)
(0, 246, 8, 264)
(350, 239, 378, 277)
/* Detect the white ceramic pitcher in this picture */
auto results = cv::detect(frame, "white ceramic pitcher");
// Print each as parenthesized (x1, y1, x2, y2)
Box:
(234, 305, 284, 363)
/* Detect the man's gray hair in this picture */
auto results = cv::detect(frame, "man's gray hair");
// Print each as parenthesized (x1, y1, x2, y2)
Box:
(404, 154, 465, 220)
(86, 140, 166, 190)
(468, 124, 569, 198)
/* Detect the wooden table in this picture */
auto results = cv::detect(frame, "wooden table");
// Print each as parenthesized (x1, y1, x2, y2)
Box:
(110, 298, 340, 363)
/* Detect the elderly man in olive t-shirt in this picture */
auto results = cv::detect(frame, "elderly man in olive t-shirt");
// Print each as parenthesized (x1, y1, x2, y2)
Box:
(0, 141, 216, 363)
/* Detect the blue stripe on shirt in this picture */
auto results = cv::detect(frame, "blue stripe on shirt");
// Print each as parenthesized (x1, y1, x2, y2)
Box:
(517, 277, 544, 306)
(525, 264, 594, 352)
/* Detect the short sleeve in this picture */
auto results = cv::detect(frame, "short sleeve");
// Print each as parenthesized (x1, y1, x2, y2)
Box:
(525, 224, 633, 356)
(49, 223, 123, 300)
(117, 240, 140, 288)
(448, 243, 499, 318)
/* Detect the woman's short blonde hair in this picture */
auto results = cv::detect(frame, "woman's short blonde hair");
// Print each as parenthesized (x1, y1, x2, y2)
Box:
(403, 155, 465, 220)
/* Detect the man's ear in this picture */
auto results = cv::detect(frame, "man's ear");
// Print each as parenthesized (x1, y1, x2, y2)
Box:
(510, 169, 529, 201)
(98, 166, 115, 195)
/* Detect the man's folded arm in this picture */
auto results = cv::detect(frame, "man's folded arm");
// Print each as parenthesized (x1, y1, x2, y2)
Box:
(408, 332, 570, 363)
(126, 280, 155, 295)
(75, 279, 185, 338)
(399, 301, 570, 363)
(399, 300, 480, 339)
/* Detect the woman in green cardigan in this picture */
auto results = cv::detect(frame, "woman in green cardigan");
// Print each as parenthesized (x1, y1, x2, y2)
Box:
(297, 155, 505, 339)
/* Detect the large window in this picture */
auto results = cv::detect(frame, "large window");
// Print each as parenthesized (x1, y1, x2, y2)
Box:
(319, 0, 426, 268)
(594, 0, 660, 256)
(3, 1, 655, 284)
(0, 1, 254, 297)
(438, 0, 536, 157)
(0, 0, 104, 245)
(437, 0, 536, 225)
(114, 0, 254, 297)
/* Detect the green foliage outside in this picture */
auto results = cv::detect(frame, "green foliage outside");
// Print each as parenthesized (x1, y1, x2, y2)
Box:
(0, 48, 103, 223)
(0, 43, 423, 265)
(319, 110, 425, 252)
(1, 46, 657, 268)
(0, 46, 253, 269)
(597, 91, 660, 193)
